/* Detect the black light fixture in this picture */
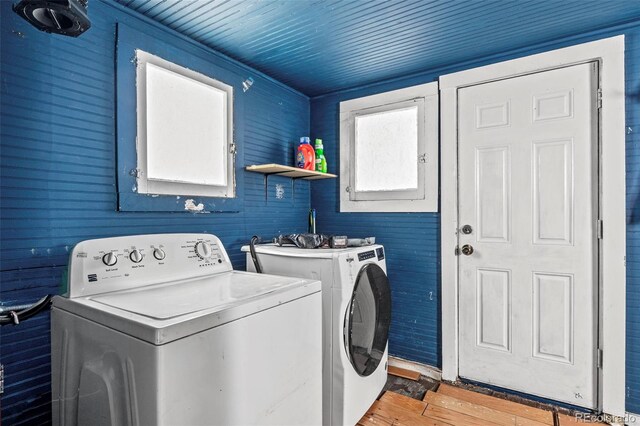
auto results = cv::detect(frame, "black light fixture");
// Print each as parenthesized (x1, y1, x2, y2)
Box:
(13, 0, 91, 37)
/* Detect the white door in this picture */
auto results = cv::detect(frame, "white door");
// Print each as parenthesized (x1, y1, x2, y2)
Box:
(457, 62, 599, 408)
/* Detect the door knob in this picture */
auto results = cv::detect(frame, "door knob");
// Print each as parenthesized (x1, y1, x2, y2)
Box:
(461, 244, 474, 256)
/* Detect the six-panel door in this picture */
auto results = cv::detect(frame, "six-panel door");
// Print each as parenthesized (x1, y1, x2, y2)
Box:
(457, 62, 599, 408)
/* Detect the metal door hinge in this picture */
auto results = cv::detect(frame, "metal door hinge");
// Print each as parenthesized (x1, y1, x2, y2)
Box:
(229, 143, 237, 155)
(597, 88, 602, 109)
(597, 348, 603, 369)
(418, 153, 427, 163)
(0, 363, 4, 395)
(597, 219, 603, 239)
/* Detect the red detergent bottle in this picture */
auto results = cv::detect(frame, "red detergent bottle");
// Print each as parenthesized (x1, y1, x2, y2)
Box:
(296, 137, 315, 170)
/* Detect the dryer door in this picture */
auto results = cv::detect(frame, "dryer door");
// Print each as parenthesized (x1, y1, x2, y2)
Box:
(344, 263, 391, 376)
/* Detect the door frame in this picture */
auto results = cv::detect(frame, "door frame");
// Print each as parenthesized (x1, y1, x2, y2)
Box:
(440, 36, 626, 416)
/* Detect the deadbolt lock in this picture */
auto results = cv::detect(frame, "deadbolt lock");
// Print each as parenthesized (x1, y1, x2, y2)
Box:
(461, 225, 473, 234)
(461, 244, 474, 256)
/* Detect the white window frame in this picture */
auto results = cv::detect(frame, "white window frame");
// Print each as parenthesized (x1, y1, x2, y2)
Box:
(135, 50, 235, 198)
(339, 82, 438, 212)
(440, 36, 625, 417)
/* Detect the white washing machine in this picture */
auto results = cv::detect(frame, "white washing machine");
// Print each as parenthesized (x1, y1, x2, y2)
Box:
(51, 234, 322, 426)
(241, 244, 391, 426)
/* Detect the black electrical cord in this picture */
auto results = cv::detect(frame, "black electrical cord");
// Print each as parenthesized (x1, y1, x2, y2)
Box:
(0, 295, 52, 326)
(249, 235, 263, 274)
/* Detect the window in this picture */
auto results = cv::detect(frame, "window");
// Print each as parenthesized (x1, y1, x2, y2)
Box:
(135, 50, 235, 198)
(339, 82, 438, 212)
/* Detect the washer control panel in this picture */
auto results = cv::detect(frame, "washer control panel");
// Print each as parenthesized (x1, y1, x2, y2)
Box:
(67, 234, 232, 298)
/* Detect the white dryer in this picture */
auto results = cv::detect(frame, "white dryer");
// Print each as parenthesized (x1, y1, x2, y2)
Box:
(242, 244, 391, 426)
(52, 234, 322, 426)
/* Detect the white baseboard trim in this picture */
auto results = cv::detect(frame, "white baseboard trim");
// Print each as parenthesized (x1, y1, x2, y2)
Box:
(388, 356, 442, 381)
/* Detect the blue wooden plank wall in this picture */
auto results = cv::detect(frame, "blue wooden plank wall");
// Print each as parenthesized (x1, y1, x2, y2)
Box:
(2, 0, 640, 421)
(625, 25, 640, 415)
(0, 1, 310, 423)
(311, 22, 640, 413)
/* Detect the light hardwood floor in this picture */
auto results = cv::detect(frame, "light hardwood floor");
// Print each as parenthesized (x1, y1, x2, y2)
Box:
(359, 382, 606, 426)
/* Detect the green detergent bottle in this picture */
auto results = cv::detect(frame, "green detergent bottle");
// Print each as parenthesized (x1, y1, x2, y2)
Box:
(314, 138, 327, 173)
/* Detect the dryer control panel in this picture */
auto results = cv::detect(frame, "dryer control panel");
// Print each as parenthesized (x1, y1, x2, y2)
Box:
(357, 250, 376, 262)
(67, 234, 232, 298)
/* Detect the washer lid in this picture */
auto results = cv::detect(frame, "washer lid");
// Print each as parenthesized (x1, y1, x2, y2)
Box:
(92, 271, 303, 319)
(53, 271, 320, 345)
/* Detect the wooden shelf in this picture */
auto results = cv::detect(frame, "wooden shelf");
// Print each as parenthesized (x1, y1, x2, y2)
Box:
(245, 163, 337, 180)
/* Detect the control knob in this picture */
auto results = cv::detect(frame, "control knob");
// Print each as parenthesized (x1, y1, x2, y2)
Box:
(195, 241, 213, 259)
(153, 248, 166, 261)
(102, 252, 118, 266)
(129, 249, 143, 263)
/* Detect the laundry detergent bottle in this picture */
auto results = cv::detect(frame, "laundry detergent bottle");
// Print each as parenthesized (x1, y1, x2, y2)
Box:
(314, 138, 327, 173)
(296, 137, 315, 170)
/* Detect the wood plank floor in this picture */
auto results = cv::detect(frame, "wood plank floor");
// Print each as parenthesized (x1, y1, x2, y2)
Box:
(359, 382, 607, 426)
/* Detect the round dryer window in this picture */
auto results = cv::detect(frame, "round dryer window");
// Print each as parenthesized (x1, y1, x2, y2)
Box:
(344, 263, 391, 376)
